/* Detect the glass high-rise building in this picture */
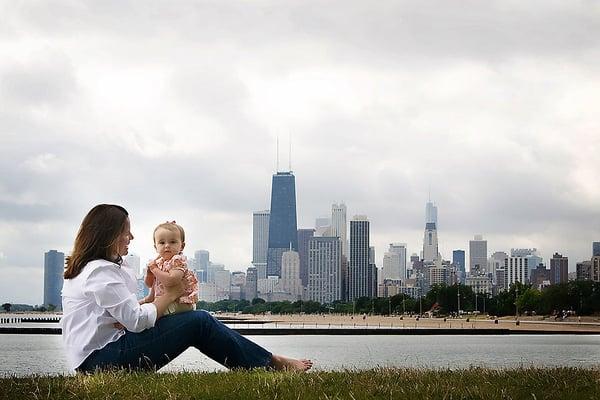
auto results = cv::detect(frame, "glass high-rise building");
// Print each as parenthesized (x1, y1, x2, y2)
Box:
(267, 171, 298, 277)
(44, 250, 64, 310)
(194, 250, 209, 283)
(593, 242, 600, 257)
(452, 250, 465, 273)
(425, 201, 438, 226)
(348, 216, 372, 301)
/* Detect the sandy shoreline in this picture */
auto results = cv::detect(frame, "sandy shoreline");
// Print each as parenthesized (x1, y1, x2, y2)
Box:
(220, 313, 600, 333)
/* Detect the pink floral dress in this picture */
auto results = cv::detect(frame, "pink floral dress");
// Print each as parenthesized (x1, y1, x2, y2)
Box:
(151, 254, 199, 305)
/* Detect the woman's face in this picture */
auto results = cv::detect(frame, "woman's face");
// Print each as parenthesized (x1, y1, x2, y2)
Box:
(116, 217, 134, 257)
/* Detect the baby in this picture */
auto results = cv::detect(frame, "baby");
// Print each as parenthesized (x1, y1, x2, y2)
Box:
(143, 221, 199, 315)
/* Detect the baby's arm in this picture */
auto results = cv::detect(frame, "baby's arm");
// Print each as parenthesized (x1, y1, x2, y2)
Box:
(149, 263, 185, 287)
(139, 287, 155, 305)
(145, 261, 156, 288)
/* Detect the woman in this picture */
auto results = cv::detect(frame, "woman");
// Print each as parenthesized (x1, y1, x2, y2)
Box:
(61, 204, 312, 372)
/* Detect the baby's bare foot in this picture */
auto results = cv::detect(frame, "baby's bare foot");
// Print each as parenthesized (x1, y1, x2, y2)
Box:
(271, 354, 313, 372)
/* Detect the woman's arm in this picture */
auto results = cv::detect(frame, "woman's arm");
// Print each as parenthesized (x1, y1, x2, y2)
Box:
(87, 265, 184, 332)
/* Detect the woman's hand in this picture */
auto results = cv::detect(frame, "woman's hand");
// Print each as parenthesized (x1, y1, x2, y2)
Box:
(162, 277, 186, 302)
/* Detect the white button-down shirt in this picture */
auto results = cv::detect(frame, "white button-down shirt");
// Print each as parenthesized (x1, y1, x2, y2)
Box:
(61, 259, 157, 370)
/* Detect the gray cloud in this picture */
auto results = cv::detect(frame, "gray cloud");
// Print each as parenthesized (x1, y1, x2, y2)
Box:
(1, 1, 599, 304)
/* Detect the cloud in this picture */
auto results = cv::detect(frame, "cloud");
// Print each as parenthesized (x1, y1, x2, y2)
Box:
(1, 1, 599, 304)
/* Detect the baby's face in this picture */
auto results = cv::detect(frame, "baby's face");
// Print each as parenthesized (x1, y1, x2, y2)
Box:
(154, 227, 184, 260)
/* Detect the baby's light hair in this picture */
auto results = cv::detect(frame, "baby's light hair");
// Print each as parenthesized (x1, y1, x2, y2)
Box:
(153, 221, 185, 243)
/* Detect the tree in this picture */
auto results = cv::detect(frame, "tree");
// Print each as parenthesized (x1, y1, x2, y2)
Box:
(516, 288, 540, 314)
(1, 303, 11, 313)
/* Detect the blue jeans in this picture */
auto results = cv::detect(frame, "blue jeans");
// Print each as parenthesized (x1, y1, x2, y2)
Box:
(77, 310, 273, 372)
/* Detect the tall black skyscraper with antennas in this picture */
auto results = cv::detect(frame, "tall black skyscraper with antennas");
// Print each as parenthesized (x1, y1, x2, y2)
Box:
(266, 171, 298, 277)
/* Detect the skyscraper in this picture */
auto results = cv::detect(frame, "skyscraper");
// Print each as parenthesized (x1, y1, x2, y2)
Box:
(383, 243, 407, 281)
(422, 223, 439, 263)
(307, 236, 342, 304)
(44, 250, 64, 310)
(297, 228, 315, 287)
(252, 210, 270, 279)
(267, 172, 298, 277)
(281, 250, 302, 299)
(331, 203, 348, 257)
(452, 250, 465, 270)
(592, 256, 600, 282)
(511, 248, 542, 278)
(194, 250, 209, 283)
(593, 242, 600, 257)
(452, 250, 466, 283)
(425, 200, 438, 226)
(469, 235, 487, 275)
(504, 257, 529, 288)
(245, 267, 258, 301)
(348, 215, 373, 301)
(550, 253, 569, 285)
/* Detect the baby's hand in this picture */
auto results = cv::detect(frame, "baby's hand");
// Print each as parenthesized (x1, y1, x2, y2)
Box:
(114, 322, 125, 330)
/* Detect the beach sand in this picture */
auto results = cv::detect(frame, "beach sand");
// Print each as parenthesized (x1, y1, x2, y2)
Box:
(220, 313, 600, 333)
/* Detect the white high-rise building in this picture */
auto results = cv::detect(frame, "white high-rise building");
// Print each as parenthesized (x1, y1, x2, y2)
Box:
(308, 236, 342, 304)
(331, 202, 348, 257)
(469, 235, 488, 275)
(281, 250, 302, 299)
(383, 243, 407, 281)
(505, 256, 529, 288)
(422, 223, 439, 263)
(511, 248, 542, 279)
(252, 210, 270, 278)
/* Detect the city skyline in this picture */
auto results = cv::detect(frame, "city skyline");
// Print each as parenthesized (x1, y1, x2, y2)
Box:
(1, 2, 600, 304)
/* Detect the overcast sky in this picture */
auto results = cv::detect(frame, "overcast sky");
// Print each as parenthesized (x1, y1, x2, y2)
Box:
(1, 1, 599, 304)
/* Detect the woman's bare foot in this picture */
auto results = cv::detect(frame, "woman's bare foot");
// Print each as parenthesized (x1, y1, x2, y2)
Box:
(271, 354, 313, 372)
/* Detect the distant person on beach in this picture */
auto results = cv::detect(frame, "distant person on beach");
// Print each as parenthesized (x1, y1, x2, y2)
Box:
(61, 204, 312, 373)
(142, 221, 198, 315)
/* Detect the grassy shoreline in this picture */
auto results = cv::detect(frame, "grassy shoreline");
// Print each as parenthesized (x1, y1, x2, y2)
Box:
(2, 368, 599, 400)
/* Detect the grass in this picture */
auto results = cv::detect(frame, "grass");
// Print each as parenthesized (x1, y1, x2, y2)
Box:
(1, 368, 599, 400)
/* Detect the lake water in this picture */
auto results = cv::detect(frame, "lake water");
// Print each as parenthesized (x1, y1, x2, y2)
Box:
(1, 334, 599, 376)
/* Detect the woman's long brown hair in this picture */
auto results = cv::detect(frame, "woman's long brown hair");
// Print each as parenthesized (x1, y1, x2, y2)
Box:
(64, 204, 129, 279)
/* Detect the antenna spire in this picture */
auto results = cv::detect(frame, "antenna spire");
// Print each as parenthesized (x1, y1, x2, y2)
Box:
(276, 136, 279, 172)
(289, 133, 292, 171)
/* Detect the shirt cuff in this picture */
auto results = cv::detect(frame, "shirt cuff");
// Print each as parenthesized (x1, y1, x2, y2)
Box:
(141, 302, 158, 327)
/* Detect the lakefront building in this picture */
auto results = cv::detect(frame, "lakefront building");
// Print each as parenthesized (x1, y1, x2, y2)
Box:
(266, 172, 298, 277)
(469, 235, 488, 275)
(307, 236, 342, 304)
(44, 250, 65, 310)
(348, 216, 373, 301)
(252, 210, 270, 279)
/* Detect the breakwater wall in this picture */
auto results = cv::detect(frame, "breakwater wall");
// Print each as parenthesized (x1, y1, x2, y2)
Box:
(1, 326, 599, 335)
